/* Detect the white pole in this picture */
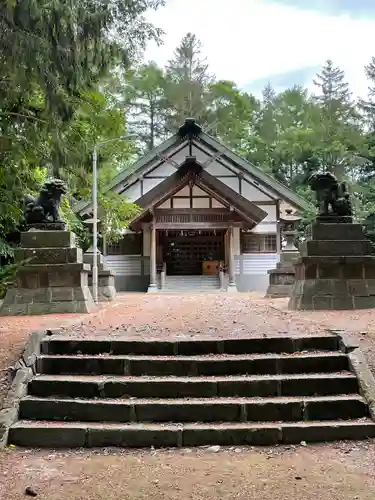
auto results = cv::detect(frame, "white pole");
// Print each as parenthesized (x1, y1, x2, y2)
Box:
(92, 147, 98, 304)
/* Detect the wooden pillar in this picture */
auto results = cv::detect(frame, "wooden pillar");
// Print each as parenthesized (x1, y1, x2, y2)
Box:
(276, 200, 282, 254)
(102, 233, 107, 257)
(148, 217, 158, 293)
(227, 226, 237, 292)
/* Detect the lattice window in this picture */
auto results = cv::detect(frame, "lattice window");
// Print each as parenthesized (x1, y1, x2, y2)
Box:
(242, 233, 277, 253)
(106, 241, 122, 255)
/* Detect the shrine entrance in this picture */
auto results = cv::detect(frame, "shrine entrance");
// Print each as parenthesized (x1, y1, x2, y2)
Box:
(159, 230, 225, 276)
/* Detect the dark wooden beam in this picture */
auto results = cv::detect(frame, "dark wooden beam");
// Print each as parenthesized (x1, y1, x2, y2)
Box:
(155, 222, 244, 229)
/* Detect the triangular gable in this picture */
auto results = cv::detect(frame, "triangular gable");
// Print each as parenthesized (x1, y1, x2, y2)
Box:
(129, 160, 267, 228)
(74, 119, 311, 214)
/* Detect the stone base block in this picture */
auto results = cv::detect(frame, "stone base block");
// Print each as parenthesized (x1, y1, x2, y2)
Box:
(0, 230, 95, 316)
(308, 222, 364, 241)
(0, 286, 95, 315)
(266, 284, 294, 298)
(288, 285, 375, 311)
(289, 220, 375, 310)
(21, 231, 75, 248)
(266, 267, 295, 298)
(15, 247, 83, 265)
(88, 271, 116, 302)
(300, 240, 372, 257)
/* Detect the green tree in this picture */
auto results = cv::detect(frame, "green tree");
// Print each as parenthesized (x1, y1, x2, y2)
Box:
(0, 0, 164, 254)
(165, 33, 213, 130)
(123, 62, 168, 152)
(205, 81, 259, 151)
(360, 57, 375, 130)
(312, 60, 360, 180)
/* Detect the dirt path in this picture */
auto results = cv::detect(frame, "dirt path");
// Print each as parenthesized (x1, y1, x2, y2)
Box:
(1, 441, 374, 500)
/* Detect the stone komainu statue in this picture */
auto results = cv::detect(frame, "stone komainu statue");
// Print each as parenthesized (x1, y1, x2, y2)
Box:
(308, 172, 352, 217)
(23, 178, 68, 225)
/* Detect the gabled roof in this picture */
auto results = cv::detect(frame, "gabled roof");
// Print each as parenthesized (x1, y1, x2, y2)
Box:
(130, 159, 267, 228)
(74, 119, 311, 214)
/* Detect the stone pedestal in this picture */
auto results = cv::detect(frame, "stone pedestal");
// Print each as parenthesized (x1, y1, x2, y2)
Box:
(266, 209, 301, 298)
(288, 217, 375, 310)
(266, 252, 298, 298)
(0, 231, 95, 315)
(84, 251, 116, 301)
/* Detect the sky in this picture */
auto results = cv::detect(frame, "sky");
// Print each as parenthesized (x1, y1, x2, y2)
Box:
(144, 0, 375, 98)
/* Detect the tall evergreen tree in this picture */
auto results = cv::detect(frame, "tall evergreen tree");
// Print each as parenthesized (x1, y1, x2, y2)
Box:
(313, 59, 354, 121)
(360, 57, 375, 130)
(312, 60, 359, 179)
(164, 33, 213, 130)
(262, 83, 277, 106)
(123, 62, 167, 152)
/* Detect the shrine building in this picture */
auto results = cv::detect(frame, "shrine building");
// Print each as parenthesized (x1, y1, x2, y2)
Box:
(75, 119, 310, 293)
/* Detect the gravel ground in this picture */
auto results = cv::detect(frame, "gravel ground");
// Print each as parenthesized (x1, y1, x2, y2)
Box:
(1, 441, 375, 500)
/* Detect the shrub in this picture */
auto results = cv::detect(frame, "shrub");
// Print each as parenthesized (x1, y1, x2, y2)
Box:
(0, 260, 31, 299)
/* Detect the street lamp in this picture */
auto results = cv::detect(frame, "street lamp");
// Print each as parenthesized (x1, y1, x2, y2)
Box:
(91, 135, 131, 303)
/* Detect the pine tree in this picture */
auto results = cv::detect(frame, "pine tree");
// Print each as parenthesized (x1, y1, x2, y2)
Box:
(123, 62, 167, 152)
(164, 33, 213, 130)
(313, 59, 353, 119)
(262, 83, 277, 106)
(313, 60, 360, 180)
(0, 0, 164, 120)
(360, 57, 375, 130)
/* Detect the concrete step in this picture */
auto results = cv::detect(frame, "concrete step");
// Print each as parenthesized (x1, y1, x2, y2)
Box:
(19, 395, 369, 423)
(162, 275, 221, 291)
(9, 419, 375, 448)
(40, 335, 340, 356)
(37, 352, 349, 376)
(29, 373, 359, 399)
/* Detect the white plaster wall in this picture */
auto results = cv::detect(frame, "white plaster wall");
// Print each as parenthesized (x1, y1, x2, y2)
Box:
(251, 223, 277, 233)
(257, 204, 277, 222)
(146, 163, 176, 177)
(192, 186, 206, 196)
(140, 143, 190, 175)
(173, 198, 190, 208)
(241, 179, 274, 202)
(174, 185, 190, 196)
(192, 140, 277, 200)
(158, 200, 171, 209)
(212, 199, 225, 208)
(192, 198, 210, 208)
(219, 176, 240, 192)
(118, 182, 141, 202)
(143, 177, 164, 194)
(205, 162, 233, 176)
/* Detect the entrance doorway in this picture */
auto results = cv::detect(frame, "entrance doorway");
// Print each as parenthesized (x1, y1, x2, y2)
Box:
(160, 230, 225, 275)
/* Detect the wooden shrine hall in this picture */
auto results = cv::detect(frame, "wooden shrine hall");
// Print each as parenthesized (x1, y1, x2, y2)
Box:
(75, 119, 310, 293)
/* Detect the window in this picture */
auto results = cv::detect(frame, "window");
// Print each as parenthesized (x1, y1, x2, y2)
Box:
(242, 233, 277, 253)
(106, 234, 143, 255)
(106, 241, 122, 255)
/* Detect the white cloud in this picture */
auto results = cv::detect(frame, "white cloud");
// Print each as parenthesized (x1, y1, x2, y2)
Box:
(144, 0, 375, 98)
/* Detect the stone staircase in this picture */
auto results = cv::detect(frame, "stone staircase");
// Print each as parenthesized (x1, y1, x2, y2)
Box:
(160, 275, 221, 292)
(9, 335, 375, 448)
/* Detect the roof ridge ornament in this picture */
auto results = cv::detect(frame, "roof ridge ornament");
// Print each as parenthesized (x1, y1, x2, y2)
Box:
(178, 118, 202, 139)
